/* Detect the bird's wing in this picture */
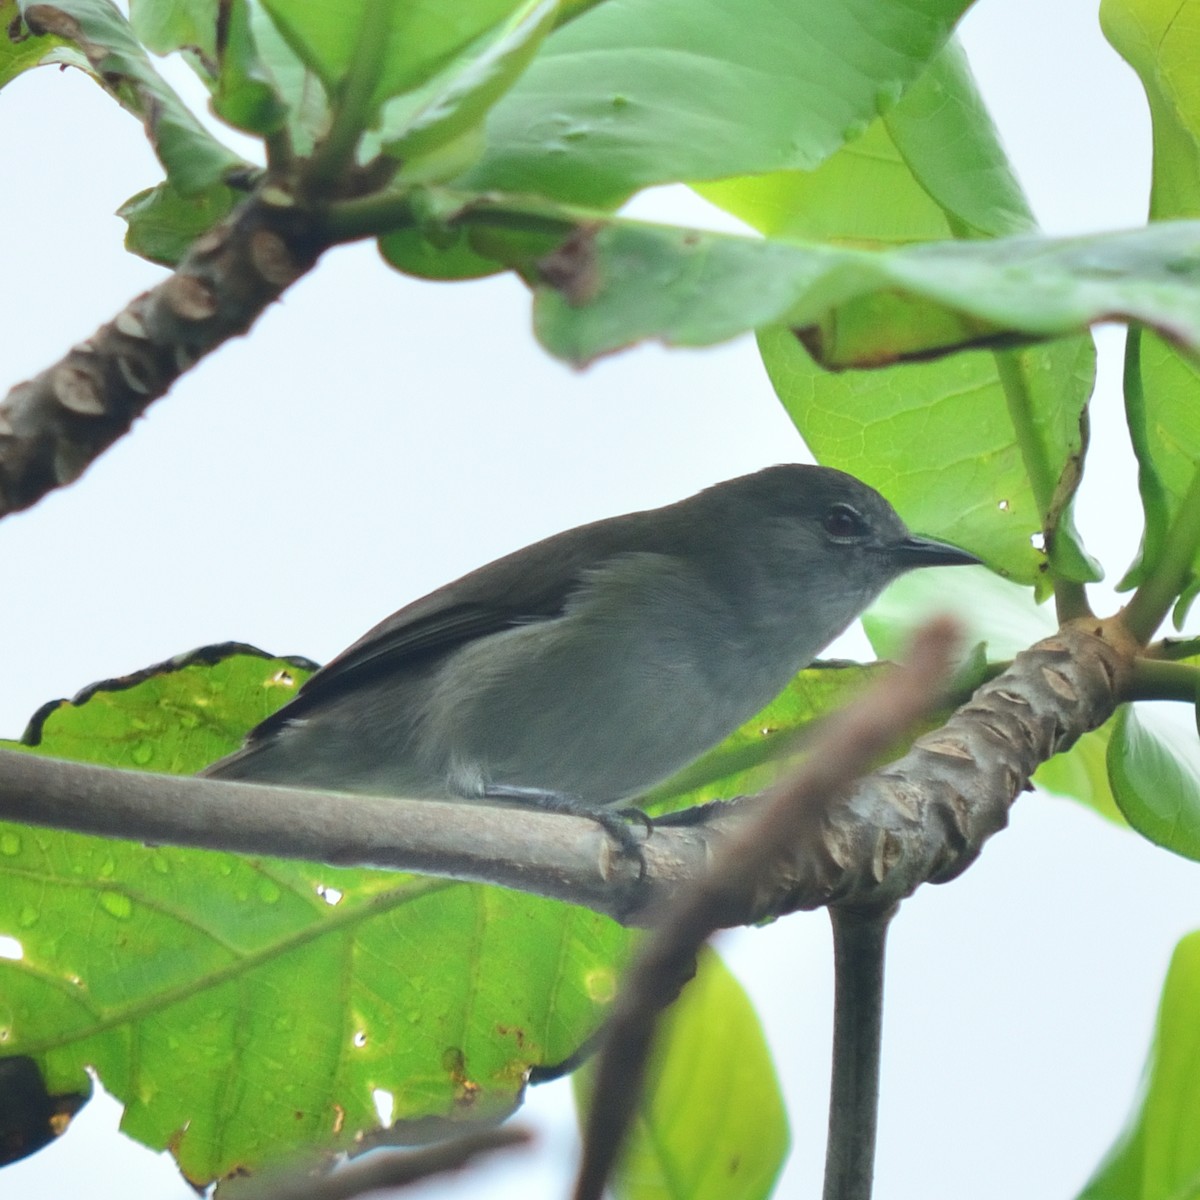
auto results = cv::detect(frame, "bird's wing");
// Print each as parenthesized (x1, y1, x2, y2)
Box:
(314, 601, 539, 688)
(245, 600, 555, 741)
(243, 520, 654, 741)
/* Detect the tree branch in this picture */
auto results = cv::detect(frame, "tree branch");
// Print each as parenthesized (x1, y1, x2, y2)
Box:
(823, 906, 893, 1200)
(0, 623, 1130, 928)
(0, 191, 326, 518)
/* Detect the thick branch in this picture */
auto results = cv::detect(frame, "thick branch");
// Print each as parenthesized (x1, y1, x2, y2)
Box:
(0, 624, 1128, 927)
(752, 619, 1128, 916)
(0, 192, 326, 517)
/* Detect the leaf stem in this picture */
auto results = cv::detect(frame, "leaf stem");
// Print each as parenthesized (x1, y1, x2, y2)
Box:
(1149, 636, 1200, 661)
(324, 190, 422, 241)
(302, 0, 394, 197)
(1123, 659, 1200, 703)
(993, 350, 1056, 517)
(1055, 579, 1091, 623)
(1123, 463, 1200, 643)
(324, 187, 578, 243)
(992, 349, 1093, 624)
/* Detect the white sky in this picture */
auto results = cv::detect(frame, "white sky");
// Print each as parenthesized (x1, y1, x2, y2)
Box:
(2, 1, 1198, 1199)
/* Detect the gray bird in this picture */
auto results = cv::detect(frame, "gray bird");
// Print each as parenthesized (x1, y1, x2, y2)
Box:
(203, 465, 977, 827)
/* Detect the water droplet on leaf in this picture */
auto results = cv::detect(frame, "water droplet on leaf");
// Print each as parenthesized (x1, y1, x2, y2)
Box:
(583, 967, 617, 1003)
(99, 892, 133, 920)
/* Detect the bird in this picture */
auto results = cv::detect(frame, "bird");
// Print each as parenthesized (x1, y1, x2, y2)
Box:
(202, 465, 978, 835)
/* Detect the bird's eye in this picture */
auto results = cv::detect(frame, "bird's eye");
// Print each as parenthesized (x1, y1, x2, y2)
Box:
(822, 503, 869, 540)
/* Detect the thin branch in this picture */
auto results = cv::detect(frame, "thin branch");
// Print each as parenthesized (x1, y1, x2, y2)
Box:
(0, 191, 326, 518)
(823, 907, 893, 1200)
(226, 1127, 530, 1200)
(571, 620, 961, 1200)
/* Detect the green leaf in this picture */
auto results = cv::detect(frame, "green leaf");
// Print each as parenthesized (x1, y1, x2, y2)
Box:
(226, 0, 330, 153)
(1108, 705, 1200, 861)
(259, 0, 527, 114)
(0, 647, 636, 1184)
(700, 43, 1097, 589)
(462, 0, 971, 208)
(1078, 929, 1200, 1200)
(1100, 0, 1200, 221)
(2, 644, 317, 769)
(699, 41, 1031, 244)
(523, 218, 1200, 369)
(118, 179, 243, 268)
(1, 0, 86, 89)
(372, 0, 558, 167)
(380, 220, 508, 281)
(18, 0, 247, 194)
(206, 0, 292, 136)
(128, 0, 217, 62)
(1102, 0, 1200, 597)
(575, 949, 788, 1200)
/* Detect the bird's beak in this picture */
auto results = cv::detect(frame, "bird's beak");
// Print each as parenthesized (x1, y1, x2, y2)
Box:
(894, 534, 981, 567)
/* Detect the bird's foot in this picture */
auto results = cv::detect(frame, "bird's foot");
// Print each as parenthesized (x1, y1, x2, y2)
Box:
(484, 786, 649, 868)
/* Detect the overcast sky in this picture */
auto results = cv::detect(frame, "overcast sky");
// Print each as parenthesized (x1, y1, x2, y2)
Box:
(2, 1, 1198, 1198)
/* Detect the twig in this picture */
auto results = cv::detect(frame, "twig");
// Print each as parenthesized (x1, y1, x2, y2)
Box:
(570, 619, 961, 1200)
